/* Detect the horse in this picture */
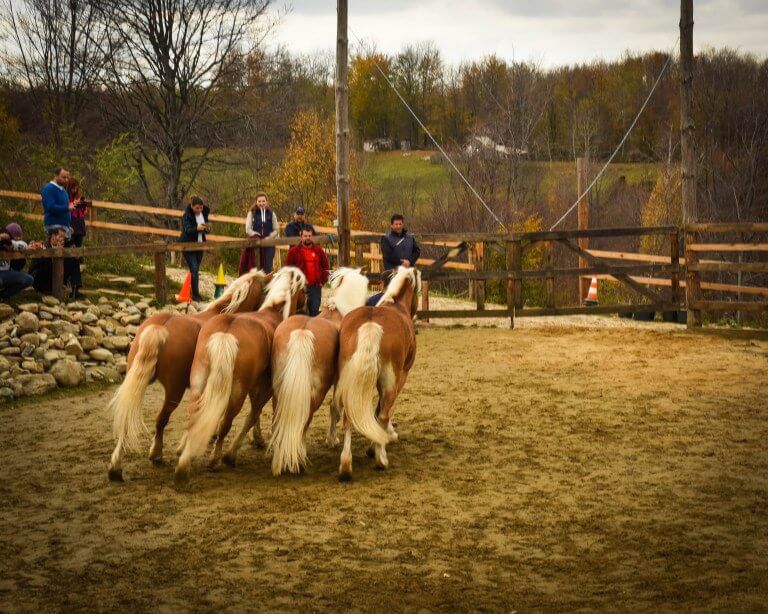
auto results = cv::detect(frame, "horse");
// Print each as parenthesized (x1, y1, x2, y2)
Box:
(334, 266, 421, 481)
(107, 269, 270, 482)
(268, 267, 370, 476)
(174, 266, 307, 485)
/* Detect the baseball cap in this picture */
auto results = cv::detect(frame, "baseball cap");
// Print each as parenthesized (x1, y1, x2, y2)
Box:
(295, 205, 305, 214)
(5, 223, 22, 239)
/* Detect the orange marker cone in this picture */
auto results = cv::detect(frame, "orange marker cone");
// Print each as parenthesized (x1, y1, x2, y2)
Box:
(176, 272, 192, 303)
(584, 276, 598, 306)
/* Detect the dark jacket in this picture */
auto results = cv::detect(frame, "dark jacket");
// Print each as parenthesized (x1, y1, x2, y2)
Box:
(284, 220, 316, 237)
(381, 228, 420, 271)
(179, 205, 210, 243)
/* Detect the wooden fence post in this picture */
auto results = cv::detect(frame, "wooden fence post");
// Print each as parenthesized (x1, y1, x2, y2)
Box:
(468, 243, 477, 300)
(670, 230, 680, 305)
(154, 250, 167, 304)
(52, 256, 64, 300)
(475, 241, 485, 311)
(685, 229, 701, 327)
(545, 240, 555, 309)
(355, 242, 364, 267)
(421, 280, 430, 323)
(505, 239, 515, 329)
(88, 204, 98, 244)
(512, 239, 523, 309)
(370, 242, 381, 272)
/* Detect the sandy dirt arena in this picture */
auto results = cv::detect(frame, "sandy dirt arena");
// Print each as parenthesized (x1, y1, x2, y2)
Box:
(1, 324, 767, 611)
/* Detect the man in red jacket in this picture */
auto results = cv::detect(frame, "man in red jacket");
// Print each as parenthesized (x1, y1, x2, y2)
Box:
(285, 227, 330, 316)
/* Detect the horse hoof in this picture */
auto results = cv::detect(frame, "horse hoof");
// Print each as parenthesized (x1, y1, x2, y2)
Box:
(108, 467, 124, 482)
(374, 462, 388, 471)
(150, 456, 165, 466)
(174, 468, 191, 488)
(222, 454, 236, 468)
(388, 432, 399, 443)
(366, 445, 375, 458)
(338, 470, 352, 482)
(207, 461, 221, 472)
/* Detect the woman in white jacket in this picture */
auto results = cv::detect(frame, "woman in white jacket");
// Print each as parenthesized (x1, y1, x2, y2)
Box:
(238, 191, 280, 274)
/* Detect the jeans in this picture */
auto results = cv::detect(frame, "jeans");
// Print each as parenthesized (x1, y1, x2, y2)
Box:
(260, 246, 275, 273)
(183, 251, 204, 300)
(0, 270, 34, 299)
(306, 284, 322, 316)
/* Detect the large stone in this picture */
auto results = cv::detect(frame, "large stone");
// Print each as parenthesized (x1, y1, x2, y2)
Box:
(77, 335, 98, 351)
(0, 347, 21, 356)
(0, 356, 10, 371)
(0, 387, 14, 402)
(17, 373, 57, 396)
(103, 336, 131, 351)
(115, 360, 128, 375)
(65, 337, 84, 356)
(80, 312, 98, 324)
(48, 320, 79, 337)
(0, 304, 14, 321)
(135, 302, 150, 312)
(98, 296, 110, 305)
(39, 310, 54, 321)
(120, 314, 142, 325)
(99, 367, 121, 383)
(20, 333, 40, 347)
(22, 360, 43, 374)
(67, 301, 90, 311)
(82, 325, 104, 343)
(41, 295, 60, 306)
(49, 360, 85, 387)
(89, 348, 114, 363)
(44, 350, 66, 362)
(15, 311, 40, 334)
(17, 303, 39, 314)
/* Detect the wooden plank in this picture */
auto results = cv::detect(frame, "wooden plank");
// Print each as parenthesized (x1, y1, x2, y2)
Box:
(690, 300, 768, 312)
(154, 252, 167, 304)
(417, 309, 514, 319)
(670, 230, 680, 304)
(512, 239, 523, 309)
(686, 222, 768, 233)
(475, 242, 485, 310)
(687, 243, 768, 252)
(587, 274, 768, 298)
(685, 230, 702, 327)
(687, 261, 768, 273)
(422, 241, 470, 271)
(52, 257, 64, 299)
(418, 303, 680, 319)
(586, 248, 673, 264)
(557, 238, 663, 303)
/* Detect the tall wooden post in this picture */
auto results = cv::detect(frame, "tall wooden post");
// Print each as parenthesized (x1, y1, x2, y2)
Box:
(680, 0, 696, 225)
(577, 157, 590, 302)
(335, 0, 351, 266)
(685, 229, 702, 328)
(505, 239, 516, 329)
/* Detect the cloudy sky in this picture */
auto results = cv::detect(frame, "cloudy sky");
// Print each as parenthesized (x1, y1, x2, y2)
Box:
(268, 1, 768, 67)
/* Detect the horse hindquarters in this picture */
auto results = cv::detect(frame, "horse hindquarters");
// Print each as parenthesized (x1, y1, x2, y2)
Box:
(108, 324, 169, 481)
(269, 329, 316, 476)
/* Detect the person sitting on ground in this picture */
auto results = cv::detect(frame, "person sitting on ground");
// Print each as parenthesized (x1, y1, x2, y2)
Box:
(0, 224, 34, 300)
(381, 213, 420, 271)
(178, 195, 210, 302)
(284, 205, 316, 238)
(28, 228, 83, 298)
(285, 226, 330, 316)
(41, 167, 73, 237)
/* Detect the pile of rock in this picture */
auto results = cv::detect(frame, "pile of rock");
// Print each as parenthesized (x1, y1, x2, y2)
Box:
(0, 296, 201, 402)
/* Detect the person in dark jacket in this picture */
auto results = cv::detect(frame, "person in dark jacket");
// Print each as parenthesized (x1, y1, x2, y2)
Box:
(41, 167, 73, 237)
(178, 196, 210, 302)
(284, 206, 316, 238)
(238, 192, 279, 275)
(28, 229, 82, 297)
(285, 228, 330, 316)
(380, 214, 420, 271)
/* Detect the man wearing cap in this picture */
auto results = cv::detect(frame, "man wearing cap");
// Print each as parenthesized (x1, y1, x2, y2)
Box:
(284, 206, 316, 238)
(285, 228, 329, 316)
(0, 223, 34, 299)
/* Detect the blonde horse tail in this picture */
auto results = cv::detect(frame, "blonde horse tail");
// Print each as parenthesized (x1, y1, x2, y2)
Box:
(109, 324, 168, 454)
(337, 322, 389, 446)
(269, 329, 316, 476)
(184, 332, 239, 459)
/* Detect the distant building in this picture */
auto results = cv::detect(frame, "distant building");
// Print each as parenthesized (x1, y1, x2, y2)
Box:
(363, 138, 395, 152)
(464, 135, 528, 158)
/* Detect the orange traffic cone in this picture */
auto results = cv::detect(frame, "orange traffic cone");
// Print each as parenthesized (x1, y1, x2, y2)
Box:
(584, 276, 598, 306)
(176, 272, 192, 303)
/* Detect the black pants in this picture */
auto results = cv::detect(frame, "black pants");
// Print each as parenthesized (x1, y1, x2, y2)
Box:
(306, 285, 322, 316)
(183, 250, 204, 300)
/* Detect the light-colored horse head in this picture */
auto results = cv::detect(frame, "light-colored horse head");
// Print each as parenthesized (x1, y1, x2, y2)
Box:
(204, 268, 270, 314)
(327, 267, 370, 316)
(260, 266, 307, 320)
(376, 266, 421, 316)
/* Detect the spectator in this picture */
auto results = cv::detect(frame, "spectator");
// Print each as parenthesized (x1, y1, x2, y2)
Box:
(0, 224, 34, 300)
(380, 214, 420, 271)
(67, 177, 90, 248)
(284, 206, 316, 238)
(285, 227, 329, 316)
(28, 229, 82, 298)
(239, 192, 279, 275)
(41, 167, 73, 237)
(178, 195, 209, 302)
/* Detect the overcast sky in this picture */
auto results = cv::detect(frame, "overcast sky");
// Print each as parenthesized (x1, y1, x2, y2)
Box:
(267, 1, 768, 67)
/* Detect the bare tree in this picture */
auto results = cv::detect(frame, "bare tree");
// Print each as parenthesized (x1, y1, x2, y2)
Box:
(1, 0, 110, 146)
(96, 0, 270, 210)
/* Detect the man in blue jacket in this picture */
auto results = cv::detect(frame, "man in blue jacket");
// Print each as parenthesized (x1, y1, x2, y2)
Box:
(40, 167, 73, 237)
(380, 214, 420, 271)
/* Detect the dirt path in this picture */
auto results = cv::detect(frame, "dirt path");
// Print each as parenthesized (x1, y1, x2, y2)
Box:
(1, 327, 766, 611)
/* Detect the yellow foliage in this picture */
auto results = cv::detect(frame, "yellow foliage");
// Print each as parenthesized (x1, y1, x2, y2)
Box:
(640, 167, 681, 253)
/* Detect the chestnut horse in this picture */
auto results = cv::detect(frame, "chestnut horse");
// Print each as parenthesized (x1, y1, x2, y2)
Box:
(174, 266, 307, 485)
(268, 267, 369, 476)
(334, 266, 420, 480)
(108, 269, 270, 481)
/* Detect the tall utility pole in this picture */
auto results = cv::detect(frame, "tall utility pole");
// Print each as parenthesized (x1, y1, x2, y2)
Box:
(335, 0, 351, 266)
(679, 0, 696, 224)
(576, 157, 590, 302)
